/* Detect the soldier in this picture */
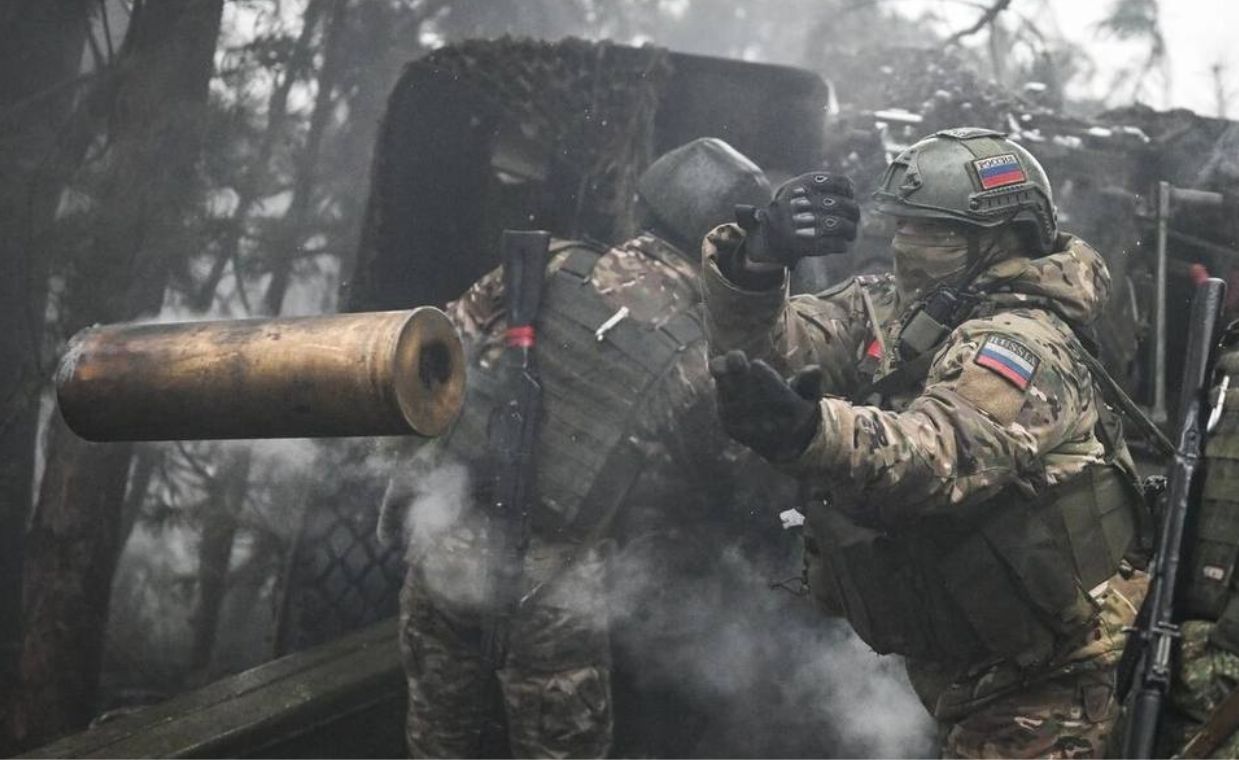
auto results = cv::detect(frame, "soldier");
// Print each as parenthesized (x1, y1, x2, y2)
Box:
(1151, 323, 1239, 758)
(702, 127, 1151, 758)
(379, 138, 772, 758)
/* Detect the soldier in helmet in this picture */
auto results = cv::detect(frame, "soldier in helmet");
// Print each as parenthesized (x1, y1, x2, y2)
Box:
(702, 128, 1150, 757)
(380, 138, 775, 758)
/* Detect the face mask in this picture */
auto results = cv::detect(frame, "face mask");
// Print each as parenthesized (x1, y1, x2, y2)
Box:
(892, 223, 971, 304)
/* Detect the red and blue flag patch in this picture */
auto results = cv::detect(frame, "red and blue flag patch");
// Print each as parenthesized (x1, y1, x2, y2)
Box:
(973, 153, 1027, 190)
(974, 335, 1040, 390)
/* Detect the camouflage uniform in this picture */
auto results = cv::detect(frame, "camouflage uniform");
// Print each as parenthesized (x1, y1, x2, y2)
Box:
(702, 222, 1148, 758)
(385, 234, 734, 758)
(1150, 621, 1239, 758)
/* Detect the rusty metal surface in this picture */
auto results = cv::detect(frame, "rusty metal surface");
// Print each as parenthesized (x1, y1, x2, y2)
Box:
(55, 307, 464, 441)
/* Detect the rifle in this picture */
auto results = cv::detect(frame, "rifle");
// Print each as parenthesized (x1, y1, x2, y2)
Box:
(1121, 277, 1228, 758)
(480, 230, 551, 668)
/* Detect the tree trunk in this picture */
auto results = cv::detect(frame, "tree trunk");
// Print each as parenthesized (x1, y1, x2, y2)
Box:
(8, 0, 224, 749)
(188, 449, 250, 683)
(0, 0, 92, 703)
(263, 0, 349, 316)
(192, 0, 328, 312)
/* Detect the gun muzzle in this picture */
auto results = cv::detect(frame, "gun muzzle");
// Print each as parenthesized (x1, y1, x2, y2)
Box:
(55, 307, 465, 441)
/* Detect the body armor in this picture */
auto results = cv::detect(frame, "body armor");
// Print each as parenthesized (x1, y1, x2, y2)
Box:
(806, 464, 1138, 669)
(445, 238, 705, 539)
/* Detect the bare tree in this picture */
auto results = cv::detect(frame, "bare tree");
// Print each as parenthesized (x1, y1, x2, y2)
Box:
(1212, 61, 1233, 120)
(1097, 0, 1169, 104)
(0, 1, 93, 719)
(7, 0, 225, 748)
(263, 0, 349, 317)
(187, 448, 250, 682)
(945, 0, 1014, 45)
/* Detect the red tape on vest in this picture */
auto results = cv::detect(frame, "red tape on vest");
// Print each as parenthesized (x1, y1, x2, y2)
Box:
(505, 325, 536, 348)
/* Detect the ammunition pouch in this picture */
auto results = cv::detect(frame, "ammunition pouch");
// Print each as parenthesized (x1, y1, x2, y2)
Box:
(805, 464, 1141, 669)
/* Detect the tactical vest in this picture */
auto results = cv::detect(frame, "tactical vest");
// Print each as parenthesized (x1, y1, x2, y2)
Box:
(804, 300, 1144, 670)
(445, 241, 705, 539)
(1183, 323, 1239, 654)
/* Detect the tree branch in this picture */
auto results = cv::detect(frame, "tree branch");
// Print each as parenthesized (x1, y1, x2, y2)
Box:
(946, 0, 1014, 44)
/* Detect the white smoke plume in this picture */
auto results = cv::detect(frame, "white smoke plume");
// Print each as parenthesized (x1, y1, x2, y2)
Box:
(375, 431, 938, 757)
(605, 528, 937, 757)
(377, 451, 493, 610)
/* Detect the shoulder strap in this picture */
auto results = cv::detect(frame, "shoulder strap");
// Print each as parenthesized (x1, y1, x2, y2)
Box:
(849, 350, 937, 405)
(1066, 331, 1175, 457)
(553, 242, 605, 279)
(848, 304, 1176, 459)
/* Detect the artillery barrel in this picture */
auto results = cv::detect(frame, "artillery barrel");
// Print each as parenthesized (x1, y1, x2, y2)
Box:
(55, 308, 465, 441)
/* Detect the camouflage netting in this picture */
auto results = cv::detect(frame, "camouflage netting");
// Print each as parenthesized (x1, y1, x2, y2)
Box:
(273, 441, 400, 655)
(347, 37, 833, 312)
(284, 39, 676, 654)
(348, 37, 672, 312)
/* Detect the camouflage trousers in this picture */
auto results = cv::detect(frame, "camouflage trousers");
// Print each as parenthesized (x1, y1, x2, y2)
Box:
(935, 572, 1147, 758)
(399, 527, 612, 759)
(940, 668, 1120, 758)
(1154, 619, 1239, 758)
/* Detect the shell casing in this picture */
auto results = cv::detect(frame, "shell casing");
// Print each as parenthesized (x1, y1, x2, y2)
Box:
(55, 307, 465, 441)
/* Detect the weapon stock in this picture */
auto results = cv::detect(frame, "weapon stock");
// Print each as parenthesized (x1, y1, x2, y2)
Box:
(1122, 278, 1227, 758)
(480, 230, 551, 668)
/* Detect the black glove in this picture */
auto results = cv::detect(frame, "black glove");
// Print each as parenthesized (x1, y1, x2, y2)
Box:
(736, 172, 860, 267)
(709, 350, 822, 463)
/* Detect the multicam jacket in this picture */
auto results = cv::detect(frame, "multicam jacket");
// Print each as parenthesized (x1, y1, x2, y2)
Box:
(701, 222, 1147, 724)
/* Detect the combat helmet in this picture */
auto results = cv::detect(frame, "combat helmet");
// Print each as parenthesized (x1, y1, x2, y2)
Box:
(873, 127, 1058, 254)
(637, 137, 772, 254)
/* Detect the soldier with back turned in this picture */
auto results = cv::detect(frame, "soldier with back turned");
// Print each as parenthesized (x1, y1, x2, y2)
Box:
(380, 138, 774, 758)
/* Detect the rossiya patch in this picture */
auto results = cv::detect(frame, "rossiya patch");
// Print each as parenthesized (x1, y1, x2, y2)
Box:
(974, 335, 1040, 390)
(973, 153, 1027, 190)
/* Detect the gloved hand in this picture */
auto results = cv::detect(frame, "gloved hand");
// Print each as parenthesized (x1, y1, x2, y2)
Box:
(709, 350, 822, 463)
(736, 172, 860, 267)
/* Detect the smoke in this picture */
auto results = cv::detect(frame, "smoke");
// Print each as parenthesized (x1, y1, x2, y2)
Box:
(605, 526, 936, 758)
(101, 434, 392, 707)
(374, 431, 937, 758)
(799, 624, 937, 758)
(377, 451, 492, 610)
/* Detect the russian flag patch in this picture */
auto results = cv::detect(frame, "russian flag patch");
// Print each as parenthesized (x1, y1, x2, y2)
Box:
(973, 153, 1027, 190)
(974, 335, 1040, 390)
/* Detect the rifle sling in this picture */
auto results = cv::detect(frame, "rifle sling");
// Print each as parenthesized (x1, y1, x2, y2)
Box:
(1071, 341, 1176, 458)
(513, 247, 706, 608)
(517, 435, 646, 609)
(849, 350, 937, 405)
